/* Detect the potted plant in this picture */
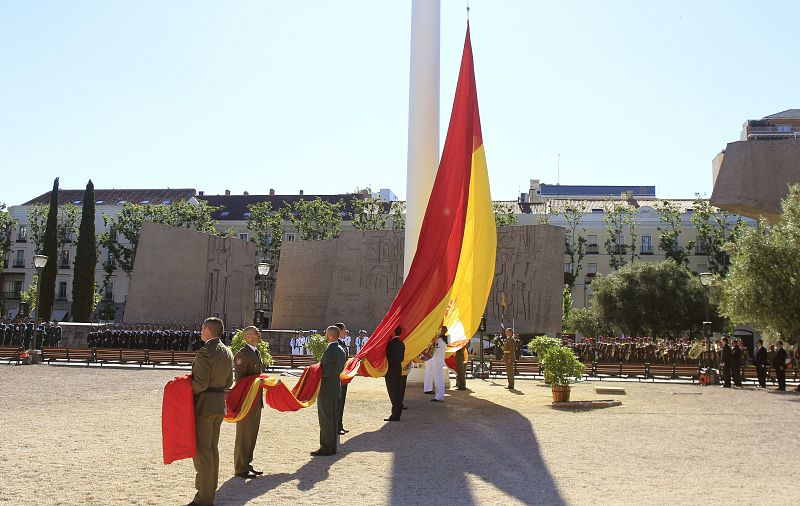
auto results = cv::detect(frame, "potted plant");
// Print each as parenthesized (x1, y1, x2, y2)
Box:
(539, 345, 584, 402)
(528, 335, 562, 383)
(230, 328, 274, 368)
(307, 333, 328, 362)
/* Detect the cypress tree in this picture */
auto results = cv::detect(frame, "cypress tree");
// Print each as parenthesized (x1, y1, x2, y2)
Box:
(71, 180, 97, 322)
(38, 178, 59, 322)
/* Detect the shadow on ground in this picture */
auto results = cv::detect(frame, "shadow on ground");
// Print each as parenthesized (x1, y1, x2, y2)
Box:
(215, 386, 564, 505)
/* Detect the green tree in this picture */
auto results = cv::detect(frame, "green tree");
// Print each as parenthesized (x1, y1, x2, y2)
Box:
(71, 180, 97, 322)
(655, 200, 694, 267)
(564, 306, 614, 338)
(352, 195, 389, 230)
(27, 203, 79, 254)
(493, 202, 518, 227)
(38, 178, 60, 321)
(20, 273, 39, 313)
(561, 285, 573, 330)
(563, 204, 587, 288)
(603, 203, 638, 270)
(691, 196, 746, 276)
(0, 203, 17, 276)
(229, 328, 273, 366)
(718, 185, 800, 343)
(592, 260, 705, 338)
(389, 201, 405, 230)
(284, 197, 343, 240)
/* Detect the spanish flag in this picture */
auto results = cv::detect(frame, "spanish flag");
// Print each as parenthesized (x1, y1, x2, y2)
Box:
(344, 24, 496, 378)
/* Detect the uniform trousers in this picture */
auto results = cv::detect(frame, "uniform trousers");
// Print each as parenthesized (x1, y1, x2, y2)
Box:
(193, 411, 223, 506)
(504, 359, 515, 389)
(234, 404, 262, 474)
(424, 360, 445, 400)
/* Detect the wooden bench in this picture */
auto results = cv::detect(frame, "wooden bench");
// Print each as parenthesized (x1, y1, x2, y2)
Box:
(592, 363, 646, 381)
(172, 351, 196, 366)
(646, 363, 700, 382)
(514, 361, 541, 378)
(41, 347, 94, 366)
(0, 345, 24, 365)
(270, 354, 317, 370)
(95, 348, 147, 366)
(488, 360, 507, 378)
(147, 350, 177, 367)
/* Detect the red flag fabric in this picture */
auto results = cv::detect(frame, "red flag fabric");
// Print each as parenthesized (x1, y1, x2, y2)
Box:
(161, 374, 195, 464)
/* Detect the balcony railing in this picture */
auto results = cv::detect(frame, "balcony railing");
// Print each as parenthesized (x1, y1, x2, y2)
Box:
(747, 126, 800, 140)
(641, 246, 653, 255)
(587, 244, 599, 254)
(12, 262, 25, 268)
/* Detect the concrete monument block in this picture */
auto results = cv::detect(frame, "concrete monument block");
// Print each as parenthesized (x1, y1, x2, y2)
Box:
(711, 139, 800, 222)
(124, 222, 257, 327)
(271, 225, 565, 336)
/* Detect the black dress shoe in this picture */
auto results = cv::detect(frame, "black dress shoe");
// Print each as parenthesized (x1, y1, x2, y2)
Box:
(456, 387, 467, 390)
(310, 449, 336, 456)
(430, 398, 443, 402)
(235, 471, 259, 478)
(423, 391, 434, 394)
(384, 417, 400, 421)
(248, 468, 264, 475)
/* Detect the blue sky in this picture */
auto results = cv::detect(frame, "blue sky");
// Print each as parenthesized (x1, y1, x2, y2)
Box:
(1, 1, 797, 206)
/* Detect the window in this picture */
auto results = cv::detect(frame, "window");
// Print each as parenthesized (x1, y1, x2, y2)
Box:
(106, 250, 116, 268)
(564, 262, 572, 273)
(58, 282, 68, 300)
(17, 225, 27, 242)
(587, 235, 598, 254)
(587, 263, 597, 278)
(109, 225, 117, 243)
(239, 233, 249, 242)
(695, 238, 708, 255)
(104, 283, 114, 302)
(696, 264, 707, 275)
(285, 233, 296, 242)
(59, 249, 70, 269)
(641, 235, 653, 254)
(14, 250, 24, 268)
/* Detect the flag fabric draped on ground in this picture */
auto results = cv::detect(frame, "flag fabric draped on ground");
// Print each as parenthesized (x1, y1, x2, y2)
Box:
(343, 24, 496, 379)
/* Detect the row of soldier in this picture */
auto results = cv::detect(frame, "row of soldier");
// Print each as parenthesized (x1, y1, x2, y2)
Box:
(0, 320, 62, 348)
(289, 329, 370, 355)
(86, 324, 236, 351)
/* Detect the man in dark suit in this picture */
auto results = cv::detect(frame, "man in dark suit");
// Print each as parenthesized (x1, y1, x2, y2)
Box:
(334, 322, 350, 435)
(384, 326, 405, 421)
(312, 326, 346, 456)
(189, 317, 234, 506)
(753, 339, 768, 388)
(731, 339, 743, 387)
(720, 337, 732, 388)
(233, 326, 266, 478)
(772, 340, 788, 391)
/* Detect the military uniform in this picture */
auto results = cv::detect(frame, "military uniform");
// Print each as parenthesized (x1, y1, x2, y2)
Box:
(336, 338, 349, 433)
(503, 335, 517, 389)
(317, 341, 346, 454)
(191, 337, 234, 506)
(233, 344, 266, 476)
(454, 345, 468, 390)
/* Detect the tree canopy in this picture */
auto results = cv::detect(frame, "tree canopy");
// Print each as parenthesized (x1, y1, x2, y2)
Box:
(718, 184, 800, 343)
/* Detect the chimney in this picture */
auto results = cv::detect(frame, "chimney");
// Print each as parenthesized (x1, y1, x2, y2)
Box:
(243, 191, 249, 196)
(269, 189, 275, 196)
(198, 191, 204, 196)
(299, 190, 304, 196)
(225, 189, 231, 196)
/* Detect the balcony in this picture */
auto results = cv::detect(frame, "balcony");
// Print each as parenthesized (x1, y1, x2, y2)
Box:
(746, 125, 800, 140)
(12, 262, 25, 269)
(640, 246, 653, 255)
(586, 244, 599, 254)
(1, 291, 21, 300)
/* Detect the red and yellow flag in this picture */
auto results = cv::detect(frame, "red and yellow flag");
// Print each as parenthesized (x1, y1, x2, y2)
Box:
(344, 25, 496, 378)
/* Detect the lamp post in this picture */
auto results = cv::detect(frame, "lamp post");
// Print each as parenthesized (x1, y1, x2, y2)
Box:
(699, 272, 713, 368)
(256, 262, 271, 329)
(31, 254, 48, 352)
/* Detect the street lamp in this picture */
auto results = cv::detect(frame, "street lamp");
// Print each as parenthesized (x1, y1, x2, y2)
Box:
(699, 272, 713, 367)
(32, 254, 48, 352)
(256, 262, 271, 329)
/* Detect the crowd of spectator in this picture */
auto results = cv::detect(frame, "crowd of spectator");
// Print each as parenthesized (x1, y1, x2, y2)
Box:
(86, 324, 236, 351)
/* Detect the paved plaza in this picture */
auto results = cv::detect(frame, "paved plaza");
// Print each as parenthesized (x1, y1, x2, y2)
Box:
(1, 365, 797, 505)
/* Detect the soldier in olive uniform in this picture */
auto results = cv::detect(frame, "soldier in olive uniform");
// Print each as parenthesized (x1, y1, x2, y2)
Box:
(189, 317, 234, 506)
(233, 326, 266, 478)
(503, 328, 517, 390)
(454, 341, 469, 390)
(311, 326, 346, 456)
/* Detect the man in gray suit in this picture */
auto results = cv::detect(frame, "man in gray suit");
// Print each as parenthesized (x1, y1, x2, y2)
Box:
(311, 326, 346, 456)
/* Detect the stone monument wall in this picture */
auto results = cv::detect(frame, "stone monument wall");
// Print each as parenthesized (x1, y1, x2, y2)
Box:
(271, 225, 564, 336)
(124, 222, 257, 328)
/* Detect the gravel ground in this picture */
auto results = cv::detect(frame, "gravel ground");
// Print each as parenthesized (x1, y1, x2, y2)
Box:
(1, 365, 797, 506)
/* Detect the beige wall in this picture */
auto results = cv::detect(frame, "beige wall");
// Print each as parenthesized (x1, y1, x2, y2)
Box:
(124, 222, 257, 327)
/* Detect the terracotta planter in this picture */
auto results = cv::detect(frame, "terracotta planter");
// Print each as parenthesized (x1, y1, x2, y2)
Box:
(551, 385, 571, 402)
